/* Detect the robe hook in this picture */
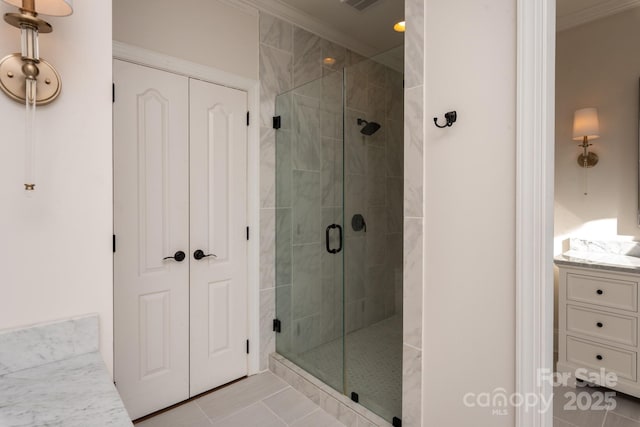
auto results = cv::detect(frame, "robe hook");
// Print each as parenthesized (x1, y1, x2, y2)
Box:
(434, 111, 457, 128)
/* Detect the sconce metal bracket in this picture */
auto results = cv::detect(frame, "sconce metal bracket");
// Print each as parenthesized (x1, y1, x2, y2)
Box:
(0, 53, 61, 105)
(577, 152, 599, 168)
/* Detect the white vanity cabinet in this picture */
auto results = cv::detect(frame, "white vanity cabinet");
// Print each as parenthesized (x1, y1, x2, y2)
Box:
(557, 264, 640, 397)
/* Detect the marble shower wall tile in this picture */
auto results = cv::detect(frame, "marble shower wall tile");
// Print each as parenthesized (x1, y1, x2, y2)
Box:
(403, 218, 423, 349)
(402, 0, 424, 424)
(345, 236, 365, 303)
(321, 138, 343, 208)
(405, 0, 424, 89)
(386, 119, 404, 177)
(345, 110, 367, 176)
(292, 243, 322, 319)
(293, 27, 322, 88)
(293, 314, 322, 354)
(260, 289, 276, 371)
(292, 170, 321, 245)
(293, 95, 322, 171)
(321, 39, 347, 73)
(260, 208, 276, 290)
(276, 208, 292, 286)
(402, 344, 422, 427)
(404, 86, 424, 218)
(261, 127, 276, 208)
(387, 177, 404, 233)
(260, 13, 293, 53)
(346, 64, 368, 112)
(276, 129, 292, 208)
(260, 44, 293, 128)
(275, 285, 292, 356)
(0, 315, 98, 376)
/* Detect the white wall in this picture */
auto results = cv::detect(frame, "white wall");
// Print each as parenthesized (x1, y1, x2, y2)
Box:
(113, 0, 259, 80)
(555, 8, 640, 249)
(422, 0, 517, 425)
(0, 2, 114, 372)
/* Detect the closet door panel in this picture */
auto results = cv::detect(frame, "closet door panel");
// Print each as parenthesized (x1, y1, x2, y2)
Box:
(113, 60, 190, 419)
(189, 78, 249, 396)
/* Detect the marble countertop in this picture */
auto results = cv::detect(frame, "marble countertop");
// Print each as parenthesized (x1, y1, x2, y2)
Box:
(0, 351, 133, 427)
(554, 250, 640, 274)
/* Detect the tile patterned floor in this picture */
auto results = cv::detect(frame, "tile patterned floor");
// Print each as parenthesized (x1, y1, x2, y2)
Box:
(134, 372, 345, 427)
(136, 370, 640, 426)
(554, 384, 640, 427)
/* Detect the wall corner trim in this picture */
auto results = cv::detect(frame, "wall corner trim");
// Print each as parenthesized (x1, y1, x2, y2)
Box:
(516, 0, 555, 426)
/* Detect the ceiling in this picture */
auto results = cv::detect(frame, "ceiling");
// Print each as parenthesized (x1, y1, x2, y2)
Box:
(275, 0, 404, 54)
(557, 0, 640, 30)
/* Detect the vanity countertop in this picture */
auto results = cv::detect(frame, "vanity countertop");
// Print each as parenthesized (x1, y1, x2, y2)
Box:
(554, 250, 640, 274)
(0, 352, 133, 427)
(0, 315, 132, 427)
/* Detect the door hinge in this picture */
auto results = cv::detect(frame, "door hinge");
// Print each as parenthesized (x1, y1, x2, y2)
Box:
(113, 234, 116, 253)
(273, 116, 281, 129)
(351, 392, 359, 403)
(112, 83, 115, 103)
(246, 339, 250, 354)
(273, 319, 281, 333)
(392, 417, 402, 427)
(246, 226, 250, 241)
(246, 111, 250, 126)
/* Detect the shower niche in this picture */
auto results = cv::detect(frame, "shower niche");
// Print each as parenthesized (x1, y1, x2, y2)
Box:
(274, 48, 404, 423)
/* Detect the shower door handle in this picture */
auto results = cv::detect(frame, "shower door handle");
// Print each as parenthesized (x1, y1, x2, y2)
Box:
(325, 224, 343, 254)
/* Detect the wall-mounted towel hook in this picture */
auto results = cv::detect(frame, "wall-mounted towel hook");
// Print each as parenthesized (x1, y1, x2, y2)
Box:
(434, 111, 457, 128)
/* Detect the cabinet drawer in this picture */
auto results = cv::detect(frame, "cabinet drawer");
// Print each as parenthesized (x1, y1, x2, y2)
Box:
(567, 305, 637, 346)
(566, 336, 636, 381)
(567, 273, 638, 312)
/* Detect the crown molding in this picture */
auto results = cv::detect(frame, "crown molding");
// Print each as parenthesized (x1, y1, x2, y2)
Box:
(557, 0, 640, 31)
(222, 0, 379, 57)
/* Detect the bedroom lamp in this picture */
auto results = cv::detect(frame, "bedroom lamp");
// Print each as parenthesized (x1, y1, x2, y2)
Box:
(572, 107, 600, 168)
(0, 0, 73, 191)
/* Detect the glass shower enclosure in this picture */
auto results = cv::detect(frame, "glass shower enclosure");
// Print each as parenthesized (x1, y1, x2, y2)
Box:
(275, 48, 404, 423)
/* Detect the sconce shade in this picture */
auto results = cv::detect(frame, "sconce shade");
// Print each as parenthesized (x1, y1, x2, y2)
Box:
(2, 0, 73, 16)
(572, 107, 600, 140)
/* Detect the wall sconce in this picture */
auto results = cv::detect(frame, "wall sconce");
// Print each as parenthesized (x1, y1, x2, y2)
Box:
(0, 0, 73, 191)
(572, 107, 600, 168)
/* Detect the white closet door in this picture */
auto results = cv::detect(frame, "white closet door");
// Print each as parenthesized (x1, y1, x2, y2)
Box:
(189, 79, 249, 396)
(113, 60, 190, 420)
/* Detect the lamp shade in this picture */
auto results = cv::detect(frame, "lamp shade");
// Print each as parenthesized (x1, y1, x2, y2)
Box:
(572, 107, 600, 140)
(2, 0, 73, 16)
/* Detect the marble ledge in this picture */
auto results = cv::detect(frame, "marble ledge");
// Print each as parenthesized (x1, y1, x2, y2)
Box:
(0, 351, 132, 426)
(554, 250, 640, 274)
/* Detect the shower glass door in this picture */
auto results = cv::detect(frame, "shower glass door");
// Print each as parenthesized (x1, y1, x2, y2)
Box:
(275, 68, 345, 394)
(343, 48, 404, 422)
(275, 46, 404, 423)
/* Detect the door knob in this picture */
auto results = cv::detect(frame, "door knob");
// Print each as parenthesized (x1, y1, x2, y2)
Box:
(163, 251, 186, 262)
(194, 249, 217, 260)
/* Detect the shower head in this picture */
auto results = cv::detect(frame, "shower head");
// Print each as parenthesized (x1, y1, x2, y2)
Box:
(357, 118, 381, 136)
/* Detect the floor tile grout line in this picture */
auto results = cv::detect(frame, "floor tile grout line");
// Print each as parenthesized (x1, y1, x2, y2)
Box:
(288, 408, 322, 426)
(607, 409, 640, 425)
(194, 376, 291, 425)
(193, 400, 215, 425)
(259, 400, 292, 426)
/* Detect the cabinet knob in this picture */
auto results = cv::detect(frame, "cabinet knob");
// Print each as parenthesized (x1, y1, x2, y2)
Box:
(596, 354, 603, 361)
(596, 289, 604, 295)
(596, 322, 603, 328)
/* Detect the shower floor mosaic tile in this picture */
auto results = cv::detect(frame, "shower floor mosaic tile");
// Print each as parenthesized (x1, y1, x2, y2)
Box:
(297, 314, 403, 421)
